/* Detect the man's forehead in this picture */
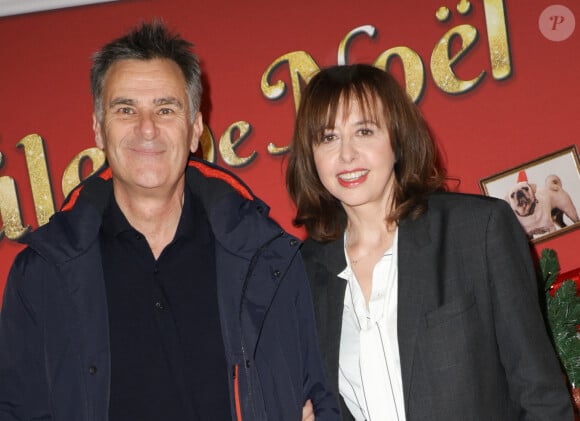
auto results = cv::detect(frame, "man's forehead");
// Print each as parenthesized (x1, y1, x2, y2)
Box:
(103, 59, 186, 88)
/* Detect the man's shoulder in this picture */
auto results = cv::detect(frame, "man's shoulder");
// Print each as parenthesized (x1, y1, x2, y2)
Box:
(185, 158, 256, 204)
(21, 191, 104, 265)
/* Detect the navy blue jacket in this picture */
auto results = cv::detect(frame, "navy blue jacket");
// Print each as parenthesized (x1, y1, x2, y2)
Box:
(0, 157, 339, 421)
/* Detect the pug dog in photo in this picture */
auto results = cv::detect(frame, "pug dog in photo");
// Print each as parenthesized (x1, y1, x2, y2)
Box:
(505, 171, 580, 238)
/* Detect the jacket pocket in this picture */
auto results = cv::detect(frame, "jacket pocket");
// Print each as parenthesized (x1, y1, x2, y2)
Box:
(421, 293, 481, 373)
(424, 294, 476, 328)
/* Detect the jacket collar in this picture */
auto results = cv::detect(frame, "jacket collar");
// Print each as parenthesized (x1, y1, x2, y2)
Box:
(22, 173, 112, 264)
(23, 156, 279, 263)
(184, 159, 283, 259)
(316, 234, 347, 276)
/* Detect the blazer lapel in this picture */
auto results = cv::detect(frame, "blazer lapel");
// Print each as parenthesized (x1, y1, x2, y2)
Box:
(313, 236, 348, 396)
(397, 213, 432, 406)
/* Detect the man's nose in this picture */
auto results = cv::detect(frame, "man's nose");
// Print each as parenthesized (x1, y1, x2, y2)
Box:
(138, 112, 158, 139)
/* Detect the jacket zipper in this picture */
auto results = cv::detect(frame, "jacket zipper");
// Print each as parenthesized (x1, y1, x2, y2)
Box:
(233, 364, 243, 421)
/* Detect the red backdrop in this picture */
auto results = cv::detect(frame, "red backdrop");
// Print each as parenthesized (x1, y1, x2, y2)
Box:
(1, 0, 579, 298)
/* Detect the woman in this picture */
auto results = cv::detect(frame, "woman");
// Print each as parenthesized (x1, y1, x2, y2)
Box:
(286, 64, 572, 420)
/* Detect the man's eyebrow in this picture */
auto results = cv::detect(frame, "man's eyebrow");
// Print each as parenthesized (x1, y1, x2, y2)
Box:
(154, 97, 183, 108)
(107, 97, 184, 108)
(108, 97, 135, 108)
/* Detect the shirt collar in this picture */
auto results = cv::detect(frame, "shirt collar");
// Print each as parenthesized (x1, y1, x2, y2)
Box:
(101, 187, 198, 240)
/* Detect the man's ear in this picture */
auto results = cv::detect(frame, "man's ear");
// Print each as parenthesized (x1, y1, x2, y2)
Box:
(190, 112, 203, 153)
(93, 113, 104, 149)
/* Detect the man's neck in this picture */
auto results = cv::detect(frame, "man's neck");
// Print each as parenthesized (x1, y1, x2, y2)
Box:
(113, 183, 185, 259)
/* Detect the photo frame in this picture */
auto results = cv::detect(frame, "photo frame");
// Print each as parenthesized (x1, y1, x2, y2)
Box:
(479, 145, 580, 243)
(0, 0, 118, 17)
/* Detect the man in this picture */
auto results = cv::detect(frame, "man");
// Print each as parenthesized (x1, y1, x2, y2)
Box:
(0, 21, 337, 420)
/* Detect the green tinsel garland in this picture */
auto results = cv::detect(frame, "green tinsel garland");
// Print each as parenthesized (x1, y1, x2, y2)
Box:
(539, 248, 580, 388)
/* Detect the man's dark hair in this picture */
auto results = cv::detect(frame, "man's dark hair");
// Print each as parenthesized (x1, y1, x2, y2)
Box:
(90, 20, 201, 121)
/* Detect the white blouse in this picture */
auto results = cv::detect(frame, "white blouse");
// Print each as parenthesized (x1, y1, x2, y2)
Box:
(337, 229, 405, 421)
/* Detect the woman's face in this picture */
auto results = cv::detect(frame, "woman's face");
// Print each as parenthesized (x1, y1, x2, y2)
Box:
(313, 97, 396, 213)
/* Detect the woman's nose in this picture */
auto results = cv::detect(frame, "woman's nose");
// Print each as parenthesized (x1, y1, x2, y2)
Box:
(339, 138, 357, 163)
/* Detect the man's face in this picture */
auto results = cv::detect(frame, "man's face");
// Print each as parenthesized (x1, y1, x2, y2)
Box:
(93, 58, 202, 197)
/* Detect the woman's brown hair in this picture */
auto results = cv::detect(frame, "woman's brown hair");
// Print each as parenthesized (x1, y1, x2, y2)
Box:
(286, 64, 446, 242)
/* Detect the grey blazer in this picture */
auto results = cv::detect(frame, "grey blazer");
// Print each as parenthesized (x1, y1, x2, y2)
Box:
(301, 192, 573, 420)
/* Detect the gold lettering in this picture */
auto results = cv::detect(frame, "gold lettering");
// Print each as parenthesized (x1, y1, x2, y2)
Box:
(483, 0, 512, 79)
(338, 25, 377, 65)
(457, 0, 471, 15)
(430, 24, 485, 94)
(62, 147, 106, 198)
(261, 51, 320, 112)
(262, 52, 320, 154)
(267, 142, 290, 155)
(435, 7, 451, 22)
(199, 124, 217, 163)
(219, 121, 257, 167)
(0, 152, 29, 240)
(374, 47, 426, 103)
(17, 134, 55, 227)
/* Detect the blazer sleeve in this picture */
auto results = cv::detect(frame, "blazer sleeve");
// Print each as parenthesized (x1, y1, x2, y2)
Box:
(0, 251, 52, 421)
(293, 253, 341, 420)
(486, 200, 573, 420)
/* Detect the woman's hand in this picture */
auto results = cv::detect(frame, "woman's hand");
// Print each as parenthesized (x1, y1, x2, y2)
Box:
(302, 399, 315, 421)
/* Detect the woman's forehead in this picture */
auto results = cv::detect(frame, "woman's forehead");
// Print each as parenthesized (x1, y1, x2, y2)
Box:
(325, 93, 386, 125)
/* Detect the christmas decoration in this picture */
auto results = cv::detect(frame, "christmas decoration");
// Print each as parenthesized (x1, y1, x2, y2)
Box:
(539, 248, 580, 414)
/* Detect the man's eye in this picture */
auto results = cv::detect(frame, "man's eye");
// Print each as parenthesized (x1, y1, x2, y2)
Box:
(158, 108, 174, 115)
(117, 107, 134, 115)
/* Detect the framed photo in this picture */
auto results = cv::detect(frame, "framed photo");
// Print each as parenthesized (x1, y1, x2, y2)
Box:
(479, 145, 580, 243)
(0, 0, 118, 17)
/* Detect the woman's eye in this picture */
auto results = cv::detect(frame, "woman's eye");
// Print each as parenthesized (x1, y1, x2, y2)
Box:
(358, 128, 373, 136)
(321, 133, 336, 143)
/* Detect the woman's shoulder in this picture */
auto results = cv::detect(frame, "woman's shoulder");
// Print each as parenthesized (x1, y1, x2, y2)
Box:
(428, 191, 510, 214)
(420, 191, 519, 230)
(300, 235, 345, 270)
(301, 237, 329, 260)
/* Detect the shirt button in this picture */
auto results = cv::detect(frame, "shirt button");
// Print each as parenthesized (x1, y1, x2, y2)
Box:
(154, 301, 165, 311)
(273, 270, 281, 278)
(88, 365, 97, 375)
(289, 239, 298, 246)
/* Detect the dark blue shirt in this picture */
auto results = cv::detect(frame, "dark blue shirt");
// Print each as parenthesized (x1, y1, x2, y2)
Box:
(100, 187, 232, 420)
